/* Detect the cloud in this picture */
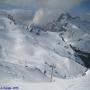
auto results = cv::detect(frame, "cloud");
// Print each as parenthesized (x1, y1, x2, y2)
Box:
(0, 0, 6, 3)
(5, 0, 84, 10)
(33, 8, 44, 25)
(80, 12, 90, 22)
(4, 0, 85, 24)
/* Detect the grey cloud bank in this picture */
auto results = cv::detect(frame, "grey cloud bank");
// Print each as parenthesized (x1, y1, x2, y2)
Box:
(3, 0, 83, 10)
(0, 0, 86, 24)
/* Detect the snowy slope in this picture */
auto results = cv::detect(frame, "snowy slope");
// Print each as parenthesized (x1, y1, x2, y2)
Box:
(0, 69, 90, 90)
(0, 12, 87, 82)
(45, 13, 90, 67)
(50, 13, 90, 53)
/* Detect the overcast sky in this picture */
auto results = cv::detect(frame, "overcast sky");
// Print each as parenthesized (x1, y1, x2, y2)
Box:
(0, 0, 89, 11)
(0, 0, 90, 14)
(0, 0, 90, 23)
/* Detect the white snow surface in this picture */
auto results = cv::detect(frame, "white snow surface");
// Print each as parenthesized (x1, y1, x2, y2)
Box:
(0, 10, 90, 90)
(0, 70, 90, 90)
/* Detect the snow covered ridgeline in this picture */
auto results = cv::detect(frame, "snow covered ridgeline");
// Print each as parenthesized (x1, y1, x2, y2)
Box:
(45, 13, 90, 66)
(29, 13, 90, 66)
(0, 11, 88, 82)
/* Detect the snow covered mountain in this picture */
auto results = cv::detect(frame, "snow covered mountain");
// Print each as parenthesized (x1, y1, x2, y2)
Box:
(0, 10, 89, 83)
(45, 13, 90, 67)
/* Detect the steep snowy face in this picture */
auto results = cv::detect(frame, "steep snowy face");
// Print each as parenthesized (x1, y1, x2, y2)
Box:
(0, 11, 87, 82)
(45, 13, 90, 67)
(46, 13, 90, 52)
